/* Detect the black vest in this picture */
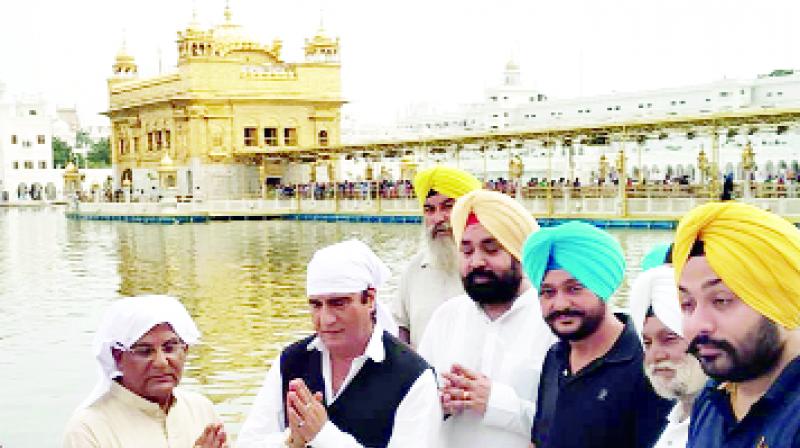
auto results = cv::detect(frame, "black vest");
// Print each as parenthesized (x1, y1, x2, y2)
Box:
(280, 331, 430, 448)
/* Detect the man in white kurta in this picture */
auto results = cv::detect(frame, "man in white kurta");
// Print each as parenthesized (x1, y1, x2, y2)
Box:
(395, 250, 465, 347)
(418, 190, 556, 448)
(64, 381, 218, 448)
(419, 289, 555, 447)
(63, 295, 225, 448)
(238, 240, 441, 448)
(393, 165, 481, 348)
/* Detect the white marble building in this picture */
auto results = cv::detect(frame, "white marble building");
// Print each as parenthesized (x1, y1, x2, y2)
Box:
(0, 84, 61, 200)
(345, 65, 800, 184)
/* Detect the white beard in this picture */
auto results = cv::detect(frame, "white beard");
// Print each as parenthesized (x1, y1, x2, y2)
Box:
(421, 226, 459, 276)
(645, 356, 709, 401)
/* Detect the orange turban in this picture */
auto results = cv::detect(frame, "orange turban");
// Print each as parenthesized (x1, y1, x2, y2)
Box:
(450, 190, 538, 261)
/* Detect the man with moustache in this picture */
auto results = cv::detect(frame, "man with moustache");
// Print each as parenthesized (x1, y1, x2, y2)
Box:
(672, 202, 800, 448)
(630, 264, 709, 448)
(63, 295, 227, 448)
(418, 189, 556, 448)
(522, 221, 672, 448)
(393, 165, 482, 348)
(238, 240, 441, 448)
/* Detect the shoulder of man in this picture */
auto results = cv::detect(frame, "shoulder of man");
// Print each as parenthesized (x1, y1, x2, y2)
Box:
(63, 403, 115, 447)
(401, 251, 427, 273)
(383, 333, 429, 366)
(433, 293, 473, 315)
(281, 334, 317, 357)
(173, 386, 216, 412)
(380, 332, 433, 382)
(421, 294, 473, 329)
(687, 383, 719, 440)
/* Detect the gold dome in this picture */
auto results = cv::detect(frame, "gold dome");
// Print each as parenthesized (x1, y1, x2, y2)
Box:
(160, 152, 175, 168)
(212, 1, 254, 45)
(115, 47, 135, 63)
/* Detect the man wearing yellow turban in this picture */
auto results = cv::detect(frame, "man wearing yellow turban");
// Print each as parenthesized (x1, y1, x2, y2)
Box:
(392, 166, 482, 348)
(521, 221, 671, 448)
(418, 189, 556, 448)
(672, 201, 800, 448)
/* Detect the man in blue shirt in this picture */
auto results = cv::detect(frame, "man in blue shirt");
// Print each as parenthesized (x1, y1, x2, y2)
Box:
(673, 202, 800, 448)
(522, 222, 672, 448)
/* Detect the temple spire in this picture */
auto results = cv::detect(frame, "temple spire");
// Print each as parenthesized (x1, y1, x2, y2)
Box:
(224, 0, 232, 22)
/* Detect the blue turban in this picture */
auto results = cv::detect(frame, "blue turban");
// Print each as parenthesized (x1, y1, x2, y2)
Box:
(640, 243, 671, 272)
(521, 221, 626, 301)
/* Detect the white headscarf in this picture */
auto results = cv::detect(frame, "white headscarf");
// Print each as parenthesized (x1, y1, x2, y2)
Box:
(306, 239, 397, 336)
(78, 295, 201, 410)
(629, 265, 683, 340)
(306, 239, 391, 296)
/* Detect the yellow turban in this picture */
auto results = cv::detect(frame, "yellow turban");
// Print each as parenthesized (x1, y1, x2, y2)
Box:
(413, 166, 482, 206)
(673, 201, 800, 329)
(451, 190, 539, 261)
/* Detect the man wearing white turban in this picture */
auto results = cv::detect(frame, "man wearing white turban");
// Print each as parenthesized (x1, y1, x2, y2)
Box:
(238, 240, 441, 448)
(629, 265, 708, 448)
(63, 295, 226, 448)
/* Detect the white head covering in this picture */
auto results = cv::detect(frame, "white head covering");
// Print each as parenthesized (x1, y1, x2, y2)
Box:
(629, 265, 683, 340)
(306, 239, 391, 296)
(306, 239, 397, 336)
(78, 295, 201, 410)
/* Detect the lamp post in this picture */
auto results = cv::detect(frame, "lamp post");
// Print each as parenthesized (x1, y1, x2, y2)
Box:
(328, 160, 338, 212)
(636, 135, 645, 184)
(546, 138, 553, 216)
(709, 130, 721, 198)
(509, 154, 524, 198)
(482, 145, 489, 182)
(697, 146, 708, 187)
(616, 149, 628, 217)
(741, 141, 755, 199)
(567, 144, 575, 186)
(599, 153, 609, 185)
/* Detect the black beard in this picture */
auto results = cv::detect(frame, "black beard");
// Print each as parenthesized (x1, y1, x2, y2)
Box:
(544, 303, 606, 341)
(462, 264, 521, 306)
(687, 317, 784, 382)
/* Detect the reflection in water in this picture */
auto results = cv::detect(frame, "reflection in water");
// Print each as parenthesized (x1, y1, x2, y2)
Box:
(0, 208, 672, 445)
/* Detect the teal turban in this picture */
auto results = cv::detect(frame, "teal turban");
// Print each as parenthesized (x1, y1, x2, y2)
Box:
(521, 221, 626, 301)
(640, 243, 671, 271)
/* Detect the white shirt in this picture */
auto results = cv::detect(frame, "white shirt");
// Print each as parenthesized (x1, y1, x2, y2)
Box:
(237, 324, 442, 448)
(63, 382, 219, 448)
(392, 250, 465, 348)
(653, 403, 689, 448)
(418, 289, 557, 448)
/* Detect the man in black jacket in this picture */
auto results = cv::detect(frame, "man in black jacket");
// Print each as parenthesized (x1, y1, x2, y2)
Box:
(238, 239, 442, 448)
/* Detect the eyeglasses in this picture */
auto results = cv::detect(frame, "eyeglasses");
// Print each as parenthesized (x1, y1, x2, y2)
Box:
(125, 339, 188, 361)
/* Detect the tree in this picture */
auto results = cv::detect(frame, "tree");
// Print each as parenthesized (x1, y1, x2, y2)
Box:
(87, 137, 111, 168)
(52, 136, 72, 168)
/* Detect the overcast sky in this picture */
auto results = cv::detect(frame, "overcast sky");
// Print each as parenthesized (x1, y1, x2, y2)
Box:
(1, 0, 798, 126)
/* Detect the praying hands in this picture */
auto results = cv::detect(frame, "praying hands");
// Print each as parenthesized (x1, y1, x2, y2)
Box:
(440, 363, 491, 416)
(285, 378, 326, 447)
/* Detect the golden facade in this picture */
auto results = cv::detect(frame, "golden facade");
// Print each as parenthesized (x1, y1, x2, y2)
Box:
(107, 5, 343, 199)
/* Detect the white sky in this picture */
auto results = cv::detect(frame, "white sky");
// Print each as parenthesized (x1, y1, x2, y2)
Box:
(1, 0, 799, 126)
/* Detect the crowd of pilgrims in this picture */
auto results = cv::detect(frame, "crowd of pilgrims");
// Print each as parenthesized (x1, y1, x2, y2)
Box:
(62, 166, 800, 448)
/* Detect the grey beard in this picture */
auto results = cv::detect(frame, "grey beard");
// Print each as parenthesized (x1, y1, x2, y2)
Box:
(421, 227, 459, 275)
(645, 356, 709, 401)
